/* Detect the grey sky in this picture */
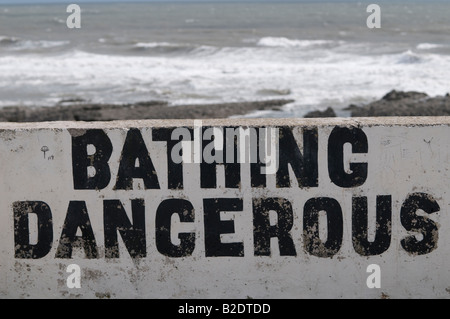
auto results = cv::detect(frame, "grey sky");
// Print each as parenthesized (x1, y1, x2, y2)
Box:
(0, 0, 302, 3)
(0, 0, 359, 4)
(0, 0, 154, 3)
(0, 0, 416, 5)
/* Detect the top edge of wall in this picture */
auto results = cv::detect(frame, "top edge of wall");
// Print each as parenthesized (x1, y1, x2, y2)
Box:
(0, 116, 449, 130)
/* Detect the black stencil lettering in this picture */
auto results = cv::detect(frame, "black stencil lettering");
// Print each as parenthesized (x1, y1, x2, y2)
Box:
(250, 128, 266, 188)
(104, 199, 146, 259)
(13, 201, 53, 259)
(152, 128, 187, 190)
(352, 196, 392, 256)
(114, 128, 160, 190)
(303, 197, 343, 258)
(328, 126, 368, 188)
(401, 193, 440, 255)
(201, 126, 217, 188)
(204, 198, 244, 257)
(55, 201, 98, 259)
(72, 129, 112, 190)
(276, 127, 318, 188)
(155, 199, 195, 257)
(202, 127, 241, 189)
(253, 197, 296, 256)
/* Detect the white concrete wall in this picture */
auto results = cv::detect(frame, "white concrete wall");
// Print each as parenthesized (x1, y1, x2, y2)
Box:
(0, 117, 448, 299)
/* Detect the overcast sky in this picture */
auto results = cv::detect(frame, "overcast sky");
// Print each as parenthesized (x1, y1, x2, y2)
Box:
(0, 0, 416, 4)
(0, 0, 360, 4)
(0, 0, 307, 3)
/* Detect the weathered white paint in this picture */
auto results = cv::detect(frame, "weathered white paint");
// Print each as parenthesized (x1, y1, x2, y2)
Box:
(0, 117, 449, 299)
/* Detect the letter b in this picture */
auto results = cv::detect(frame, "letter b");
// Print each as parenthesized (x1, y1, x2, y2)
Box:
(72, 129, 112, 190)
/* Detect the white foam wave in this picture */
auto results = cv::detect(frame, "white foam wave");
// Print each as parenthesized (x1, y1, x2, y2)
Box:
(416, 43, 444, 50)
(134, 42, 221, 57)
(135, 42, 179, 48)
(52, 17, 65, 24)
(2, 39, 70, 51)
(257, 37, 336, 48)
(396, 50, 424, 64)
(0, 47, 449, 116)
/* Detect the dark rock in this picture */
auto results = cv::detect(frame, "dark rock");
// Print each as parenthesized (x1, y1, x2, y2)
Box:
(382, 90, 428, 101)
(350, 91, 450, 117)
(304, 107, 336, 118)
(0, 99, 294, 122)
(343, 104, 361, 111)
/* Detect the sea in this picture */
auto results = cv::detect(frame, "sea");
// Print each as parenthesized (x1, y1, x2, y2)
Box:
(0, 1, 449, 117)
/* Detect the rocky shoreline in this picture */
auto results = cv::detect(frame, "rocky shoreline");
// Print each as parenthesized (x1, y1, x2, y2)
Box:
(0, 99, 294, 122)
(0, 90, 449, 122)
(304, 90, 450, 118)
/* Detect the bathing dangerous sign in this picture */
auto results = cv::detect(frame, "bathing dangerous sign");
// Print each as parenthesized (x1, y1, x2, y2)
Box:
(0, 118, 449, 298)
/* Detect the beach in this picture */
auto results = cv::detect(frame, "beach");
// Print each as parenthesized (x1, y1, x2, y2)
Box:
(1, 2, 450, 119)
(0, 90, 449, 122)
(0, 99, 294, 122)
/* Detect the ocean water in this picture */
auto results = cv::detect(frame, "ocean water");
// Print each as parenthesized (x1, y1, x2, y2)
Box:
(0, 1, 449, 117)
